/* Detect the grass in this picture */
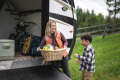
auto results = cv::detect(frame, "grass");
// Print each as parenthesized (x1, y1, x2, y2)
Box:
(68, 33, 120, 80)
(76, 36, 80, 40)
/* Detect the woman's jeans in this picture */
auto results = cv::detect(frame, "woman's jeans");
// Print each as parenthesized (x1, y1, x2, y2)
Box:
(51, 55, 71, 78)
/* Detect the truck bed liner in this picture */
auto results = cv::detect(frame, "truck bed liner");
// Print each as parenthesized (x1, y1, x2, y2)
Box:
(0, 57, 71, 80)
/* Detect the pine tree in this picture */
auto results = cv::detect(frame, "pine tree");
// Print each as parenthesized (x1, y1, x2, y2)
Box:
(105, 0, 120, 33)
(76, 6, 83, 28)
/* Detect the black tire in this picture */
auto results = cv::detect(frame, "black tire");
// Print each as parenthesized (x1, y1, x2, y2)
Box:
(8, 33, 15, 39)
(8, 33, 19, 50)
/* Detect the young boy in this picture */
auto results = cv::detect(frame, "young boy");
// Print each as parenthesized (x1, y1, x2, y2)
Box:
(74, 33, 95, 80)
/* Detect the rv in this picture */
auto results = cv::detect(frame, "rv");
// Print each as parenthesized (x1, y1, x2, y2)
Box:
(0, 0, 77, 80)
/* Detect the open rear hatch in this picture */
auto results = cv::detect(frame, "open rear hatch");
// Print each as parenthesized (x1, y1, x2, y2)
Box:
(0, 0, 77, 80)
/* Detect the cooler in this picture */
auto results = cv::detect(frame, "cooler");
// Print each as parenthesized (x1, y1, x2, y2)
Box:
(0, 39, 15, 61)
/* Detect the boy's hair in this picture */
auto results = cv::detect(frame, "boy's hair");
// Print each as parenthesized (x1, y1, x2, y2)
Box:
(81, 33, 92, 43)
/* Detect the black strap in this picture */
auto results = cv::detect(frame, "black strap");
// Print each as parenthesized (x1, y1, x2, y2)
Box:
(0, 0, 6, 11)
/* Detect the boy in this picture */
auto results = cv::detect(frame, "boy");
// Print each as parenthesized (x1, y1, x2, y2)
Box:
(74, 33, 95, 80)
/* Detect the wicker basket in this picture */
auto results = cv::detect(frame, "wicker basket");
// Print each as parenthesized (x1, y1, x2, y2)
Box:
(39, 48, 66, 61)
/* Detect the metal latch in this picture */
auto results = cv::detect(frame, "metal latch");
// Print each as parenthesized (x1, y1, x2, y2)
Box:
(3, 44, 11, 49)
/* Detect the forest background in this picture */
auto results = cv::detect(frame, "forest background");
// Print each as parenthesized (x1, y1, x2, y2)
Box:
(76, 6, 120, 35)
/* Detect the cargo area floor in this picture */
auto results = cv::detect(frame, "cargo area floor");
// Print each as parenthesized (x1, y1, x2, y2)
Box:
(14, 51, 42, 60)
(0, 65, 71, 80)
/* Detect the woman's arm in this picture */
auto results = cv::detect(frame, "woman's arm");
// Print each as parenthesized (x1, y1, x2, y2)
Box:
(60, 32, 68, 47)
(39, 36, 46, 48)
(37, 36, 46, 51)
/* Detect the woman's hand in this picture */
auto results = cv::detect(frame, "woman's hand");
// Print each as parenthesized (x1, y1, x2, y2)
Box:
(64, 46, 67, 49)
(37, 47, 40, 51)
(76, 59, 81, 63)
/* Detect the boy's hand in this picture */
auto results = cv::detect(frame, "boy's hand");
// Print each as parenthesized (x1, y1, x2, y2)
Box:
(76, 59, 81, 63)
(74, 53, 78, 58)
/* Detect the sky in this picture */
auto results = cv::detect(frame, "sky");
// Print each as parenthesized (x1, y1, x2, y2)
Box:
(74, 0, 120, 18)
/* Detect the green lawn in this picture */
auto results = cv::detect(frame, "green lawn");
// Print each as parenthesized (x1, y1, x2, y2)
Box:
(76, 36, 80, 40)
(68, 33, 120, 80)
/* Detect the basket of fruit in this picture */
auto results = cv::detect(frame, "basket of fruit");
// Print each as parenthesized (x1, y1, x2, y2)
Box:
(39, 45, 66, 61)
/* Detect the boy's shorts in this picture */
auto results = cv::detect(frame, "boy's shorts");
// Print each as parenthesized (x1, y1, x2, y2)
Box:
(82, 71, 93, 80)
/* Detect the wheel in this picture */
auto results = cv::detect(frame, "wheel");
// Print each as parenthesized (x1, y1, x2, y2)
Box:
(8, 33, 15, 39)
(19, 34, 30, 52)
(8, 33, 19, 50)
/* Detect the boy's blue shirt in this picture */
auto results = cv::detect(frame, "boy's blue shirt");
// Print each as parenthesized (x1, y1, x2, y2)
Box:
(77, 44, 95, 73)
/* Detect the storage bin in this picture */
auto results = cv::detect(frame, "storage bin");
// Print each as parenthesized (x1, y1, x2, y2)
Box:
(0, 39, 15, 60)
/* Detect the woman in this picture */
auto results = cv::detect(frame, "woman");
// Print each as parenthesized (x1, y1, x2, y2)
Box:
(37, 20, 70, 78)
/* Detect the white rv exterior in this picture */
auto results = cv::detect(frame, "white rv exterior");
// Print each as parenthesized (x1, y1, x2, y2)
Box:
(49, 0, 77, 57)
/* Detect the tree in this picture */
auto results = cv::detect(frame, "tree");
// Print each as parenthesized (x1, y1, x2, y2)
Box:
(105, 0, 120, 33)
(76, 6, 83, 28)
(96, 13, 106, 30)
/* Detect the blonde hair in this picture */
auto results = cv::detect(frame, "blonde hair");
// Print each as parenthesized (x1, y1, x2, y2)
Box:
(45, 20, 57, 40)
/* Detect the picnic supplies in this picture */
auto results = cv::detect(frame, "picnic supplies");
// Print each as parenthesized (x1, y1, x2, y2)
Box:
(22, 35, 34, 54)
(43, 45, 54, 50)
(39, 48, 67, 61)
(30, 36, 42, 57)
